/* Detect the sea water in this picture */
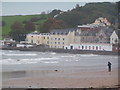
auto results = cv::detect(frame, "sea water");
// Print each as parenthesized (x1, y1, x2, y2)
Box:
(1, 50, 118, 72)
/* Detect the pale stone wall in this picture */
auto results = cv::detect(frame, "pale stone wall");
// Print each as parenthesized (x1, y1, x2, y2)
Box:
(110, 31, 119, 44)
(26, 34, 50, 45)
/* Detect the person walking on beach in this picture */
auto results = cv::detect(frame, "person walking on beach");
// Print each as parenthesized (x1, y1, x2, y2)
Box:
(107, 61, 112, 72)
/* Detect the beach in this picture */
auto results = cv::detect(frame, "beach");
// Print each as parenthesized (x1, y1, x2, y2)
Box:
(2, 68, 118, 88)
(1, 50, 119, 88)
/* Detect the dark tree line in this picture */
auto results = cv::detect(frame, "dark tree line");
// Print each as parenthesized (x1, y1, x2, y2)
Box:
(10, 21, 35, 42)
(39, 18, 68, 33)
(55, 2, 117, 27)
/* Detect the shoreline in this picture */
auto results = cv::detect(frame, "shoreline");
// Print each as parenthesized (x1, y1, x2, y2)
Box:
(1, 47, 119, 56)
(2, 68, 119, 88)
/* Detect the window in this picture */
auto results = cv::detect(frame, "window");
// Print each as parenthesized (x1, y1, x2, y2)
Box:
(51, 38, 53, 40)
(96, 46, 98, 50)
(55, 42, 56, 44)
(51, 42, 52, 44)
(55, 38, 57, 40)
(63, 42, 64, 44)
(89, 46, 91, 50)
(31, 40, 33, 43)
(58, 38, 60, 40)
(99, 46, 101, 50)
(93, 46, 94, 50)
(82, 46, 84, 49)
(38, 41, 39, 44)
(47, 41, 49, 44)
(63, 46, 64, 48)
(58, 42, 60, 44)
(31, 36, 33, 38)
(63, 38, 65, 40)
(47, 37, 49, 39)
(44, 37, 45, 39)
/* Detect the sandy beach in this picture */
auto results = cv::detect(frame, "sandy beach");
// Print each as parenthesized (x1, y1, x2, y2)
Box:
(1, 50, 119, 88)
(2, 68, 119, 88)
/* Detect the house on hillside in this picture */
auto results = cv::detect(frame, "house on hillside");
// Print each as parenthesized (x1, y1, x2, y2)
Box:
(93, 17, 111, 26)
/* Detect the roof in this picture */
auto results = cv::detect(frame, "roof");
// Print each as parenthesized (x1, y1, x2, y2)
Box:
(79, 30, 99, 36)
(28, 31, 50, 35)
(115, 29, 120, 39)
(102, 28, 114, 37)
(50, 28, 77, 35)
(75, 27, 113, 37)
(78, 24, 105, 28)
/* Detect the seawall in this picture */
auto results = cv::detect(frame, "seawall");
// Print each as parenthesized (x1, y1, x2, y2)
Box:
(1, 47, 119, 56)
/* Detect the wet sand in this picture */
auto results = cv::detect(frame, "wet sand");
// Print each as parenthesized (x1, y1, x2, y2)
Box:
(2, 68, 119, 88)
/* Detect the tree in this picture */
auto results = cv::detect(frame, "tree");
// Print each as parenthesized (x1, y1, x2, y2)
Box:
(30, 17, 40, 22)
(0, 21, 6, 27)
(24, 21, 35, 32)
(49, 9, 62, 18)
(75, 4, 80, 9)
(10, 21, 25, 42)
(39, 18, 68, 33)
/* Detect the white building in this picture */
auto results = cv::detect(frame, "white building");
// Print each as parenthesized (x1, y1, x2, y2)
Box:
(64, 43, 112, 51)
(110, 30, 120, 44)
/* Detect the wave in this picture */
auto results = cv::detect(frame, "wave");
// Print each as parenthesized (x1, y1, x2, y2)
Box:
(3, 53, 37, 56)
(21, 57, 59, 61)
(80, 54, 99, 57)
(61, 55, 75, 57)
(50, 52, 56, 55)
(42, 61, 58, 63)
(1, 57, 59, 65)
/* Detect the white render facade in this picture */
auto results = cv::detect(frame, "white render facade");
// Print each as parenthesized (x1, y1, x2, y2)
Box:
(110, 31, 120, 44)
(64, 43, 112, 51)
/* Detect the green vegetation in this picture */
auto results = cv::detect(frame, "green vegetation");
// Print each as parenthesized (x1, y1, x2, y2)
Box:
(55, 2, 117, 27)
(1, 2, 118, 40)
(2, 14, 48, 36)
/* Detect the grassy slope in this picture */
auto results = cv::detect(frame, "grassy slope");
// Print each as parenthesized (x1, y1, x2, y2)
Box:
(2, 14, 48, 37)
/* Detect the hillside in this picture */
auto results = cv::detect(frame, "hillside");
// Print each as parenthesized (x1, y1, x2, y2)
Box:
(55, 2, 117, 27)
(2, 14, 48, 38)
(1, 2, 118, 40)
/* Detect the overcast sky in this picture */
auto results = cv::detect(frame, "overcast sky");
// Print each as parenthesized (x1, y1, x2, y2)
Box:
(1, 0, 119, 16)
